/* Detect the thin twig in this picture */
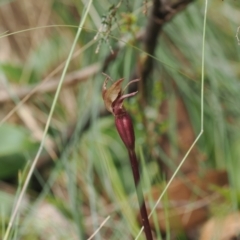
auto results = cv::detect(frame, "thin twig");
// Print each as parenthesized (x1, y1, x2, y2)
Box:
(0, 63, 100, 104)
(0, 39, 96, 126)
(137, 0, 195, 102)
(135, 0, 208, 238)
(87, 216, 111, 240)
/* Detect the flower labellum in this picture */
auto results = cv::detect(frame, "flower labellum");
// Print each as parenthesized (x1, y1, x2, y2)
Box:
(102, 76, 124, 113)
(102, 74, 139, 115)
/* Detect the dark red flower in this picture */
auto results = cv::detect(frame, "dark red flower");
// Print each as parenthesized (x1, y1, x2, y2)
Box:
(102, 74, 139, 150)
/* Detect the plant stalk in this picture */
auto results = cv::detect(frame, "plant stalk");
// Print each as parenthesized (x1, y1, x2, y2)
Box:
(128, 149, 153, 240)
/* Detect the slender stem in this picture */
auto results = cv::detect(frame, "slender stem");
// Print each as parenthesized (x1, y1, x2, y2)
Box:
(201, 0, 208, 131)
(128, 149, 153, 240)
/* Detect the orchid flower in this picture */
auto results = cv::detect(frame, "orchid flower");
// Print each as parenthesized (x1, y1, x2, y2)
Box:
(102, 74, 139, 151)
(102, 74, 153, 240)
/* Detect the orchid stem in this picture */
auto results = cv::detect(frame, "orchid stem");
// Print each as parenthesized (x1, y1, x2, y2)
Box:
(128, 149, 153, 240)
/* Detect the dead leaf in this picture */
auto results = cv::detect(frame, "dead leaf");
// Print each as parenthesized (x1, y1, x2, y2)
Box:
(199, 212, 240, 240)
(144, 170, 228, 233)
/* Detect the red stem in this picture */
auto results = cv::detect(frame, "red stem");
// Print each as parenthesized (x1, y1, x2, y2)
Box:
(128, 149, 153, 240)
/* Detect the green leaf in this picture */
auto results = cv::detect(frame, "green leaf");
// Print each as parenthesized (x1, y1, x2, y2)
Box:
(0, 124, 32, 156)
(0, 154, 27, 179)
(0, 63, 38, 83)
(0, 124, 36, 178)
(0, 63, 23, 82)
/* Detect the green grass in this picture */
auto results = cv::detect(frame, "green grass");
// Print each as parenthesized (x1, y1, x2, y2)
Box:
(0, 0, 240, 239)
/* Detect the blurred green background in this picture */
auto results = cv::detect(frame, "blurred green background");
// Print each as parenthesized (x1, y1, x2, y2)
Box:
(0, 0, 240, 239)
